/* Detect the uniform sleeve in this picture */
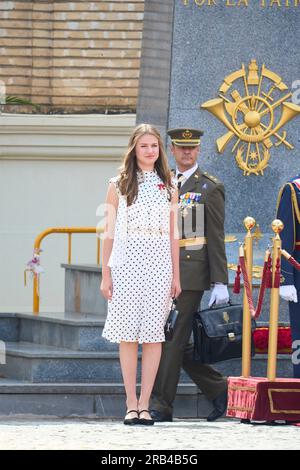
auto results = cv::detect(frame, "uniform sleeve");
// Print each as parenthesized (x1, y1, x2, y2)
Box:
(205, 184, 228, 284)
(276, 184, 295, 286)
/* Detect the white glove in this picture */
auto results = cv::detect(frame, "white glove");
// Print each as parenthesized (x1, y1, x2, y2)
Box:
(279, 285, 298, 303)
(208, 284, 229, 307)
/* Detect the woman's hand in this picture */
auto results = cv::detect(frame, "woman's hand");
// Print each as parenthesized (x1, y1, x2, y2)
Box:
(171, 277, 181, 299)
(100, 275, 113, 300)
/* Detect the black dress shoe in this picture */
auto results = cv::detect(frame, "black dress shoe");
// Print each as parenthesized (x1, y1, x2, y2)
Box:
(207, 389, 228, 422)
(150, 409, 173, 422)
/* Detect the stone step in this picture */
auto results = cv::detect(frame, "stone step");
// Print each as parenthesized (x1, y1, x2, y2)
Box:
(63, 263, 107, 316)
(0, 341, 126, 383)
(62, 263, 291, 322)
(0, 379, 213, 418)
(0, 341, 193, 383)
(0, 340, 293, 384)
(0, 312, 290, 355)
(0, 312, 114, 352)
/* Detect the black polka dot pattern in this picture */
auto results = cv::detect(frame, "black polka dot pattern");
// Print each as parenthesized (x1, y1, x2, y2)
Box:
(102, 170, 175, 344)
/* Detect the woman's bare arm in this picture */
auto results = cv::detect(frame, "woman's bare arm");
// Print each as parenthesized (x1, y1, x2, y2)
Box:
(100, 182, 119, 300)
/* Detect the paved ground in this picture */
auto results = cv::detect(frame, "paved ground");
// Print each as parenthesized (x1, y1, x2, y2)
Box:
(0, 417, 299, 450)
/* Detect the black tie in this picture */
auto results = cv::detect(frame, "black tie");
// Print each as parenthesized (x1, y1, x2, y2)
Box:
(177, 173, 183, 190)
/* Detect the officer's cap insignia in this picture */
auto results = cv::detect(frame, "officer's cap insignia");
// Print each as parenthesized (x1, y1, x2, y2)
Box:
(182, 130, 192, 139)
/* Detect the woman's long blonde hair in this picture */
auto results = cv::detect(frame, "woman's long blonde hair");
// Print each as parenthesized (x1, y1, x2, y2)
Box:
(118, 123, 173, 206)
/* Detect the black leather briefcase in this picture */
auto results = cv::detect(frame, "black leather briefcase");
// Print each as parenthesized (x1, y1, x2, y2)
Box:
(193, 303, 256, 364)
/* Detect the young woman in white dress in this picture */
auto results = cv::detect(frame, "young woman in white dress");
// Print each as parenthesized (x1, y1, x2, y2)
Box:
(100, 123, 181, 425)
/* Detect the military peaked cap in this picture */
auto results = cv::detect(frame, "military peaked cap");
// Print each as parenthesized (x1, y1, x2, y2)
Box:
(167, 128, 204, 146)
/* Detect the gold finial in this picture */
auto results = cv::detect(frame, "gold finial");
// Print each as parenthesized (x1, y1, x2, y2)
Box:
(271, 219, 284, 234)
(243, 216, 256, 232)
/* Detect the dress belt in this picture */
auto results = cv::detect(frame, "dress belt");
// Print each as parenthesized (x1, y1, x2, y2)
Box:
(179, 237, 207, 247)
(127, 228, 169, 236)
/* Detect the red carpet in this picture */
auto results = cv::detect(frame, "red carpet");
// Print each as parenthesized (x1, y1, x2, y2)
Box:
(227, 376, 300, 422)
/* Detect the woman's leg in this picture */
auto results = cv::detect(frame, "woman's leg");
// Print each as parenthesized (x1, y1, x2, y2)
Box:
(139, 342, 162, 418)
(119, 341, 139, 416)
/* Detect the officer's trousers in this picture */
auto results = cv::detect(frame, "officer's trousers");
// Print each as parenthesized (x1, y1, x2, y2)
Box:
(150, 290, 227, 416)
(289, 290, 300, 378)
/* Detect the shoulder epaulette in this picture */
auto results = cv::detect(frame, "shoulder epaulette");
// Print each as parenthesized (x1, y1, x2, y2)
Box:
(277, 182, 300, 225)
(203, 171, 221, 185)
(289, 182, 300, 224)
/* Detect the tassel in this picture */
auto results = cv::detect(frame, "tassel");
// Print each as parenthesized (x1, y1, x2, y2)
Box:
(274, 258, 281, 288)
(233, 264, 241, 294)
(266, 255, 272, 288)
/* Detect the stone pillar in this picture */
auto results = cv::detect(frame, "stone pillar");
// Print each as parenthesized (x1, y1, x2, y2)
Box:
(136, 0, 175, 136)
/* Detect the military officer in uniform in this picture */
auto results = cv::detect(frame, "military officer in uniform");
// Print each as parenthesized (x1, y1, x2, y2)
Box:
(150, 128, 229, 422)
(277, 176, 300, 378)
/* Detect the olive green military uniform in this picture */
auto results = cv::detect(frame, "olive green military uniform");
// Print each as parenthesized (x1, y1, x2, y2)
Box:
(151, 166, 228, 416)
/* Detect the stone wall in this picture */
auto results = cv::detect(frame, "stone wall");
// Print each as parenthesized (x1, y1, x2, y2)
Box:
(0, 113, 136, 312)
(136, 0, 174, 136)
(0, 1, 144, 113)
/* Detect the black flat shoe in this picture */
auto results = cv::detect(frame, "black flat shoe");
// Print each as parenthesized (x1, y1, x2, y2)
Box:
(138, 409, 154, 426)
(124, 409, 139, 425)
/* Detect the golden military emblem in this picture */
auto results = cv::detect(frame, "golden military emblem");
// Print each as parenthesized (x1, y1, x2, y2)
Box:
(223, 311, 230, 323)
(201, 59, 300, 176)
(182, 129, 193, 139)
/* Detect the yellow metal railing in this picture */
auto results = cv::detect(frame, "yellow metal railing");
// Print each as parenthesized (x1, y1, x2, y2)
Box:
(27, 227, 103, 315)
(27, 228, 237, 315)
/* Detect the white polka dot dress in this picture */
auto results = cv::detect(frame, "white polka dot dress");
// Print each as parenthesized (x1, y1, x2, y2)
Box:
(102, 170, 174, 344)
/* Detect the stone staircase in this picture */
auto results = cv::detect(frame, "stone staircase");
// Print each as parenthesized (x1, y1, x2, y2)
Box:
(0, 311, 208, 417)
(0, 263, 293, 418)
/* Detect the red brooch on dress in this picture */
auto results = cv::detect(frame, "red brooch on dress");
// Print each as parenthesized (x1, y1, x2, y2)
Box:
(157, 183, 166, 190)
